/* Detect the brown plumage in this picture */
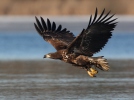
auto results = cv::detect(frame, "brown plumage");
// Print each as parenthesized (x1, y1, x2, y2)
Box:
(34, 8, 117, 77)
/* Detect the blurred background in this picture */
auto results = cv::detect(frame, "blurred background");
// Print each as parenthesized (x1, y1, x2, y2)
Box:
(0, 0, 134, 15)
(0, 0, 134, 100)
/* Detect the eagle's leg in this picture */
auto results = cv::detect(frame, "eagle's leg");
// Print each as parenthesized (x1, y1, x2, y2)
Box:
(88, 56, 109, 71)
(72, 64, 98, 77)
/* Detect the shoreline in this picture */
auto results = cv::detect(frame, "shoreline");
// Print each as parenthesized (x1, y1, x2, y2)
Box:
(0, 15, 133, 23)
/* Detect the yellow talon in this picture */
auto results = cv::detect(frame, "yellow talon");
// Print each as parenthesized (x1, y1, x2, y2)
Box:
(90, 68, 98, 75)
(87, 71, 95, 77)
(87, 68, 98, 77)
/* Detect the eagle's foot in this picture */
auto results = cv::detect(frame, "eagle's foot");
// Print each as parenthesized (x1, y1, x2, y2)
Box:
(90, 67, 98, 75)
(87, 68, 98, 77)
(88, 56, 110, 71)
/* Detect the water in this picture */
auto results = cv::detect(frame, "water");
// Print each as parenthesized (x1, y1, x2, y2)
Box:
(0, 60, 134, 100)
(0, 18, 134, 60)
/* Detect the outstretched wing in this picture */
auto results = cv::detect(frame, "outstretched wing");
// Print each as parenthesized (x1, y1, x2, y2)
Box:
(34, 17, 75, 51)
(67, 8, 117, 56)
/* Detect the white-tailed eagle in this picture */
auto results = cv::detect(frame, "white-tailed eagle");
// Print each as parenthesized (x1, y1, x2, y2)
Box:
(34, 8, 117, 77)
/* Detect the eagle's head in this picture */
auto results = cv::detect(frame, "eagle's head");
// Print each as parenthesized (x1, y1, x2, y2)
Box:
(43, 52, 62, 59)
(44, 54, 51, 58)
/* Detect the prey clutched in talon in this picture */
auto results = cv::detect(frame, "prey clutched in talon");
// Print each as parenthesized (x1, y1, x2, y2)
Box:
(87, 68, 98, 77)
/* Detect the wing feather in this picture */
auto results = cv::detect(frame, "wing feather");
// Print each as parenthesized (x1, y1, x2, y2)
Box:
(56, 25, 62, 32)
(67, 8, 117, 56)
(87, 15, 92, 28)
(47, 18, 51, 31)
(92, 8, 98, 24)
(96, 9, 105, 23)
(35, 17, 44, 32)
(34, 23, 42, 36)
(34, 17, 75, 51)
(40, 17, 47, 31)
(99, 10, 111, 22)
(52, 22, 56, 31)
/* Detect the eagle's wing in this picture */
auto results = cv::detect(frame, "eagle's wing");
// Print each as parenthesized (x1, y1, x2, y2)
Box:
(34, 17, 75, 51)
(67, 8, 117, 56)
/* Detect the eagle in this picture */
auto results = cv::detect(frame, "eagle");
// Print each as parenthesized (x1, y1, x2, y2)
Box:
(34, 8, 117, 77)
